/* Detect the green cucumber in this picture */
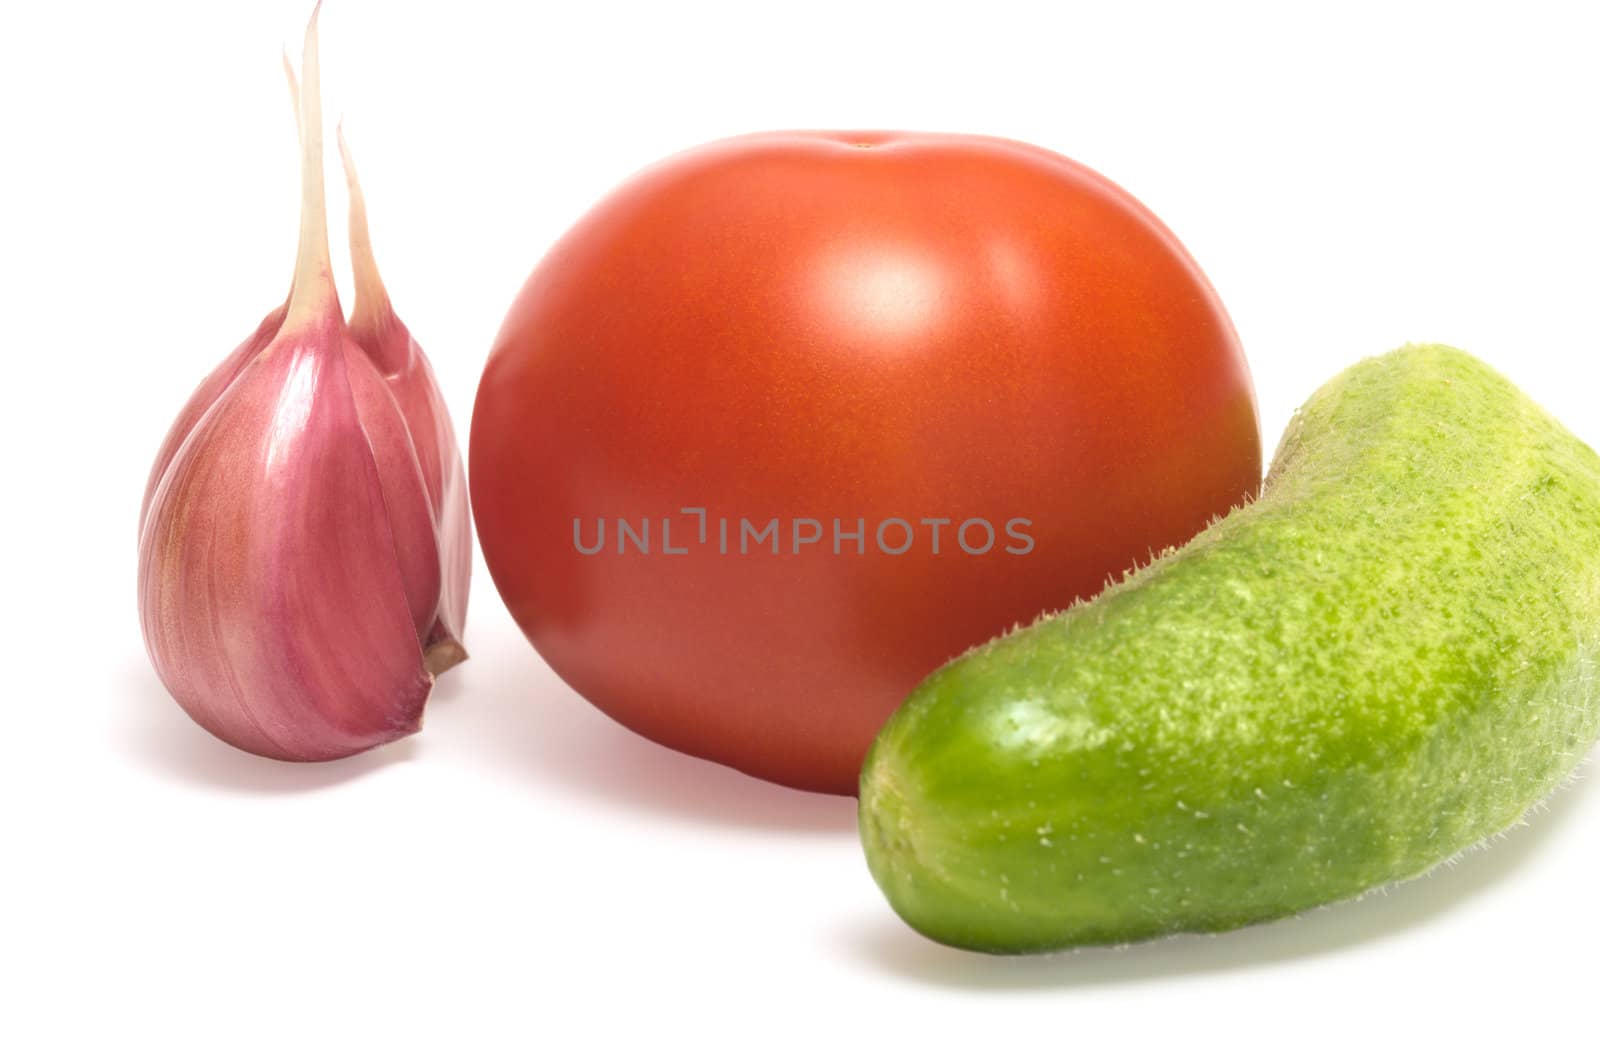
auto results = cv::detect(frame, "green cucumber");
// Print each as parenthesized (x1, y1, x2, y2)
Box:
(859, 344, 1600, 953)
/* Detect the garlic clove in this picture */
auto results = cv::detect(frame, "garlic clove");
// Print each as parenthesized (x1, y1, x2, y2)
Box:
(138, 312, 433, 759)
(343, 332, 445, 649)
(138, 4, 454, 760)
(280, 48, 458, 664)
(338, 127, 471, 667)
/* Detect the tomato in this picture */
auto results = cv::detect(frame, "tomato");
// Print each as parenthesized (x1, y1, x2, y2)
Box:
(471, 132, 1259, 795)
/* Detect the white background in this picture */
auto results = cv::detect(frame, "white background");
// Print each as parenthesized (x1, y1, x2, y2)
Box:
(3, 0, 1598, 1058)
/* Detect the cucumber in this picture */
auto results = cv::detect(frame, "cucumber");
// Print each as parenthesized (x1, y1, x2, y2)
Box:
(859, 344, 1600, 953)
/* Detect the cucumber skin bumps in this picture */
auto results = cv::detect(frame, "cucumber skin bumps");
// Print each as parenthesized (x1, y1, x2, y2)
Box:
(859, 345, 1600, 953)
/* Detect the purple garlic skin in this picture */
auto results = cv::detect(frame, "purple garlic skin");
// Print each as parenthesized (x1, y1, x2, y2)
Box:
(137, 6, 468, 761)
(139, 304, 286, 534)
(340, 128, 471, 670)
(139, 314, 435, 758)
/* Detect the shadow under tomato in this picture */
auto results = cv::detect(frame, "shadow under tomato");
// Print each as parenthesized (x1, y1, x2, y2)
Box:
(840, 768, 1597, 989)
(118, 659, 416, 793)
(432, 625, 858, 834)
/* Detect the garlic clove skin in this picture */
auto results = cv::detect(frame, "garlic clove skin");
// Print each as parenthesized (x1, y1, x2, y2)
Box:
(138, 307, 433, 760)
(137, 5, 454, 760)
(350, 317, 472, 667)
(343, 333, 447, 649)
(139, 303, 286, 535)
(338, 127, 471, 666)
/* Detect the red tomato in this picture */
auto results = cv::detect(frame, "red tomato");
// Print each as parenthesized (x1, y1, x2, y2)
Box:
(471, 132, 1259, 795)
